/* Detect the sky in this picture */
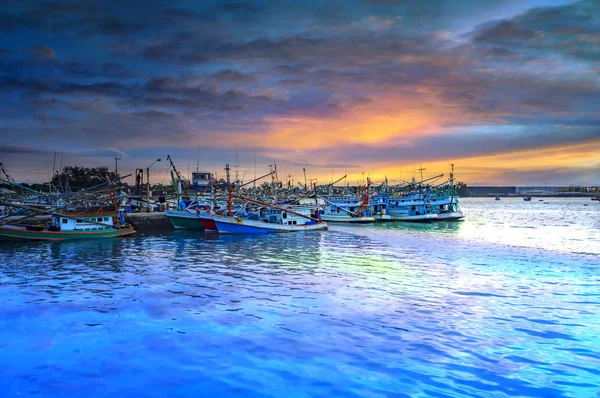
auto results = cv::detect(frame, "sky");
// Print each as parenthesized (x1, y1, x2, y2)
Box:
(0, 0, 599, 186)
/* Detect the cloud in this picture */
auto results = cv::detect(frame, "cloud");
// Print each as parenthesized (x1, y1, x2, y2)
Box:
(212, 69, 256, 83)
(473, 0, 600, 63)
(474, 21, 538, 43)
(0, 0, 598, 184)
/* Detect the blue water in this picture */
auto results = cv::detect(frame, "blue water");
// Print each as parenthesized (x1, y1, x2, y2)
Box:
(1, 198, 599, 397)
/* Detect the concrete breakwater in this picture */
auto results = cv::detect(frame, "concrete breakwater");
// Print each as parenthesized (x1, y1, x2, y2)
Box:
(125, 212, 173, 232)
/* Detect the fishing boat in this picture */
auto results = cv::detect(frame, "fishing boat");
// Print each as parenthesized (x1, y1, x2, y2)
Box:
(212, 210, 326, 233)
(0, 207, 135, 241)
(164, 209, 217, 231)
(429, 166, 464, 221)
(523, 197, 532, 201)
(320, 180, 376, 223)
(320, 196, 375, 223)
(382, 185, 438, 222)
(213, 191, 328, 234)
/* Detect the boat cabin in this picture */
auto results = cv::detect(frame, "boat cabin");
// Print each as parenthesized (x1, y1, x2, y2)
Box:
(51, 213, 116, 232)
(191, 171, 213, 191)
(249, 207, 316, 226)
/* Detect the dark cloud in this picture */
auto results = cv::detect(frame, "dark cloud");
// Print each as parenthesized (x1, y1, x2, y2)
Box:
(0, 143, 50, 156)
(473, 0, 600, 62)
(212, 70, 256, 83)
(474, 21, 538, 43)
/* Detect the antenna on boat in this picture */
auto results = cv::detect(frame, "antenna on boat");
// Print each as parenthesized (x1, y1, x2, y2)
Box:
(418, 164, 426, 182)
(303, 168, 307, 191)
(196, 148, 200, 172)
(225, 164, 231, 186)
(114, 152, 122, 174)
(234, 144, 240, 185)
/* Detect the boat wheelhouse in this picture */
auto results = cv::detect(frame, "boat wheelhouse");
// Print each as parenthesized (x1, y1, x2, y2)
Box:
(191, 171, 213, 192)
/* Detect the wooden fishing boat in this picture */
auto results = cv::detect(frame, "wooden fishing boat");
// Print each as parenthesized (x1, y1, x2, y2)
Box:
(383, 193, 438, 222)
(320, 180, 376, 223)
(213, 191, 328, 234)
(0, 210, 135, 241)
(212, 212, 327, 234)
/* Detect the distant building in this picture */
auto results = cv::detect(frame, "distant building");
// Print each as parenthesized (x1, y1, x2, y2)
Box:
(465, 186, 596, 196)
(466, 186, 516, 196)
(515, 186, 560, 195)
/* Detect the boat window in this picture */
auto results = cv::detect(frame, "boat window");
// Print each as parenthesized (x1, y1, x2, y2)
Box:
(283, 212, 287, 219)
(104, 217, 109, 221)
(97, 218, 103, 222)
(62, 218, 68, 224)
(76, 219, 83, 223)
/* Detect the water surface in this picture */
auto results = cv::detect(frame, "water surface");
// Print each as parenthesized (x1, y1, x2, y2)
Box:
(1, 198, 599, 397)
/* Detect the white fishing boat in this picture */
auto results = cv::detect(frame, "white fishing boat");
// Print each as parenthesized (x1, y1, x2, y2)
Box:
(320, 196, 375, 223)
(212, 211, 327, 233)
(212, 192, 328, 234)
(384, 193, 438, 222)
(428, 165, 465, 221)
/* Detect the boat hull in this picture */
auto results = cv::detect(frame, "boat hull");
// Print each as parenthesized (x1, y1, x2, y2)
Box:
(0, 226, 136, 241)
(377, 213, 438, 222)
(320, 214, 376, 223)
(434, 212, 464, 221)
(164, 210, 217, 231)
(212, 215, 328, 234)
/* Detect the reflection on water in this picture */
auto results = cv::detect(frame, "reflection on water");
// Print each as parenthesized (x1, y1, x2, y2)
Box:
(1, 198, 599, 397)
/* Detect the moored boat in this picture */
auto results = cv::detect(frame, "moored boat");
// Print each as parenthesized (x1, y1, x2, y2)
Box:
(0, 209, 135, 241)
(212, 212, 327, 233)
(320, 179, 376, 223)
(212, 190, 328, 234)
(164, 210, 217, 231)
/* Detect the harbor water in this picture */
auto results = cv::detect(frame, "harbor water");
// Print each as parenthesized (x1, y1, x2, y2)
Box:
(1, 198, 599, 397)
